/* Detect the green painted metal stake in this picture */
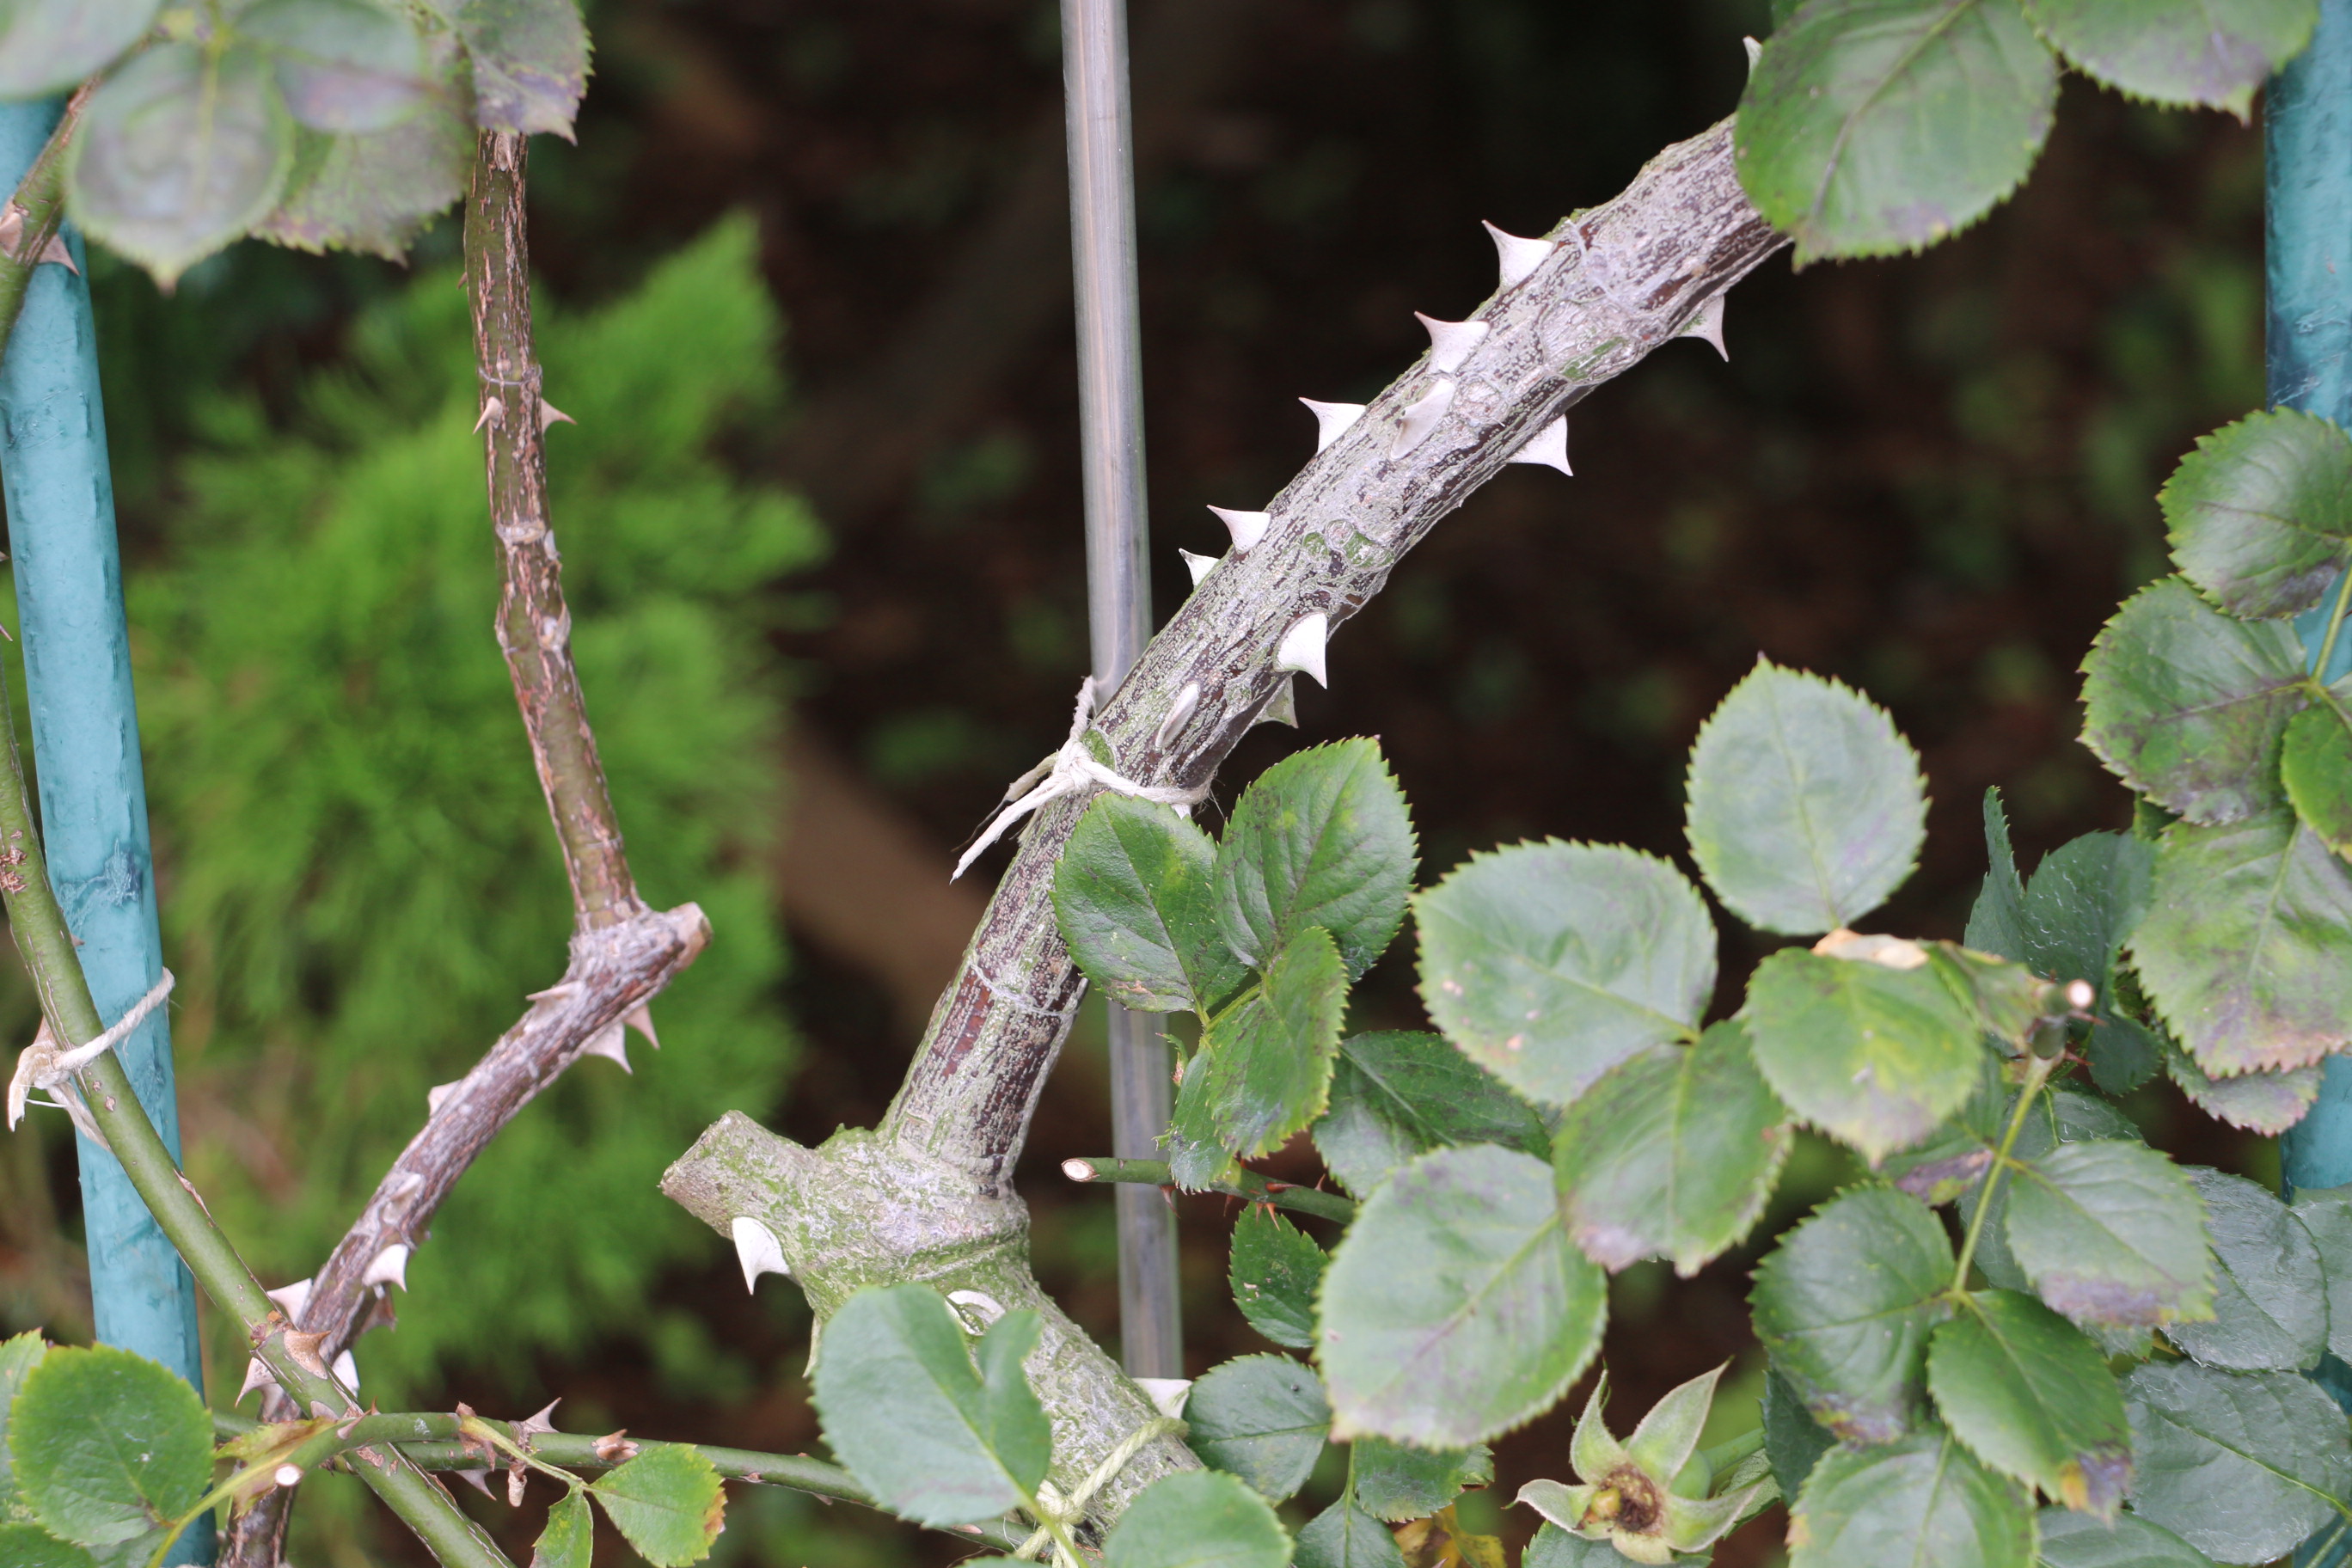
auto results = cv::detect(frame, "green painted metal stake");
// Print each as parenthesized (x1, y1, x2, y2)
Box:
(0, 97, 211, 1565)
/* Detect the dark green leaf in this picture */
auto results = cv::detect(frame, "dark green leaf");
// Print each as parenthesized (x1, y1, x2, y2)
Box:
(1294, 1500, 1407, 1568)
(0, 0, 161, 97)
(1215, 738, 1416, 982)
(1229, 1207, 1326, 1351)
(0, 1525, 95, 1568)
(1787, 1423, 2035, 1568)
(67, 42, 297, 285)
(1320, 1146, 1604, 1448)
(1349, 1438, 1491, 1522)
(589, 1447, 723, 1566)
(1312, 1030, 1548, 1197)
(2284, 698, 2352, 855)
(1522, 1522, 1618, 1567)
(420, 0, 591, 138)
(1967, 787, 2030, 961)
(2163, 1167, 2326, 1371)
(2159, 407, 2352, 617)
(1414, 840, 1714, 1107)
(1056, 795, 1246, 1014)
(2021, 0, 2316, 115)
(2034, 1507, 2212, 1568)
(1184, 1355, 1330, 1504)
(1762, 1366, 1837, 1501)
(253, 31, 469, 259)
(2122, 1360, 2352, 1564)
(1734, 0, 2056, 263)
(2132, 807, 2352, 1075)
(1926, 1290, 2129, 1515)
(2292, 1185, 2352, 1364)
(1183, 926, 1346, 1161)
(238, 0, 428, 132)
(2161, 1029, 2319, 1135)
(2020, 832, 2152, 1000)
(1099, 1471, 1292, 1568)
(2003, 1140, 2213, 1330)
(1553, 1021, 1792, 1275)
(1685, 660, 1926, 933)
(1751, 1185, 1955, 1445)
(1744, 946, 1988, 1164)
(2080, 577, 2306, 824)
(8, 1344, 210, 1552)
(0, 1331, 49, 1506)
(809, 1287, 1051, 1526)
(530, 1489, 594, 1568)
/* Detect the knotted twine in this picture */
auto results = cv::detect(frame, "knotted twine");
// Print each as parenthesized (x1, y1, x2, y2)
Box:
(6, 968, 175, 1149)
(952, 677, 1210, 881)
(1014, 1412, 1190, 1564)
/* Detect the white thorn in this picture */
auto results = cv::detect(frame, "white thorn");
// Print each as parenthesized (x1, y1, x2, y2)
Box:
(732, 1216, 788, 1291)
(537, 398, 575, 433)
(1299, 398, 1367, 453)
(1179, 548, 1217, 588)
(273, 1463, 303, 1489)
(1257, 676, 1299, 729)
(266, 1277, 314, 1320)
(1415, 312, 1490, 374)
(332, 1349, 359, 1393)
(239, 1357, 272, 1402)
(455, 1467, 495, 1496)
(360, 1243, 410, 1292)
(1391, 377, 1455, 456)
(1155, 682, 1202, 750)
(623, 1003, 659, 1049)
(472, 397, 503, 434)
(426, 1080, 460, 1114)
(946, 1289, 1007, 1331)
(582, 1020, 630, 1073)
(1207, 505, 1270, 554)
(1062, 1158, 1098, 1182)
(526, 980, 579, 1001)
(1275, 614, 1329, 688)
(1507, 415, 1572, 476)
(517, 1400, 561, 1440)
(1482, 221, 1557, 289)
(1136, 1377, 1193, 1419)
(1679, 293, 1727, 360)
(34, 232, 76, 274)
(1743, 35, 1762, 70)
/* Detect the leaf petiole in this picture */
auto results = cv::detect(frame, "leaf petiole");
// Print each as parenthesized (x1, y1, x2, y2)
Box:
(1948, 1052, 2055, 1295)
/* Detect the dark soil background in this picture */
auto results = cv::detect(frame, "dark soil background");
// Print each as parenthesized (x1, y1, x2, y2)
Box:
(66, 0, 2286, 1560)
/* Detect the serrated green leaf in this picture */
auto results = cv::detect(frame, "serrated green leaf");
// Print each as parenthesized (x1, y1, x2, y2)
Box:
(1522, 1522, 1618, 1567)
(1787, 1424, 2035, 1568)
(2003, 1140, 2213, 1330)
(1056, 795, 1246, 1014)
(2161, 1029, 2319, 1135)
(2158, 407, 2352, 617)
(8, 1344, 210, 1552)
(420, 0, 591, 138)
(1745, 946, 1988, 1164)
(1415, 840, 1713, 1107)
(1762, 1366, 1837, 1501)
(1228, 1207, 1326, 1351)
(1099, 1471, 1292, 1568)
(2284, 697, 2352, 855)
(1967, 787, 2030, 959)
(2034, 1507, 2212, 1568)
(589, 1446, 723, 1566)
(1751, 1185, 1954, 1444)
(530, 1488, 594, 1568)
(2080, 577, 2307, 824)
(1320, 1145, 1604, 1448)
(67, 41, 297, 285)
(1734, 0, 2056, 264)
(1926, 1290, 2129, 1516)
(0, 1524, 95, 1568)
(0, 1332, 49, 1509)
(1184, 1355, 1330, 1504)
(2020, 832, 2152, 998)
(2132, 806, 2352, 1075)
(2021, 0, 2316, 115)
(1553, 1021, 1792, 1275)
(2122, 1360, 2351, 1564)
(0, 0, 161, 97)
(252, 30, 469, 260)
(2161, 1167, 2326, 1371)
(1349, 1438, 1491, 1523)
(808, 1287, 1051, 1526)
(1295, 1500, 1408, 1568)
(1312, 1030, 1548, 1197)
(237, 0, 429, 132)
(1180, 925, 1346, 1162)
(1215, 738, 1416, 981)
(2294, 1185, 2352, 1364)
(1685, 659, 1926, 933)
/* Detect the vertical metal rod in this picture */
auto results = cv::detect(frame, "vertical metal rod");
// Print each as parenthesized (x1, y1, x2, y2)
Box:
(1060, 0, 1181, 1379)
(0, 100, 212, 1564)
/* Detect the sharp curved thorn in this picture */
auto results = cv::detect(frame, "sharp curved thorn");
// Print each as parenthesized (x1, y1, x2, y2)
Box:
(360, 1242, 411, 1292)
(239, 1357, 272, 1402)
(1136, 1377, 1193, 1419)
(1207, 505, 1271, 554)
(34, 232, 75, 274)
(1155, 681, 1203, 750)
(1743, 34, 1762, 70)
(1415, 312, 1491, 375)
(454, 1467, 495, 1497)
(1299, 397, 1367, 453)
(426, 1080, 460, 1113)
(331, 1349, 359, 1393)
(517, 1400, 561, 1441)
(1390, 377, 1455, 457)
(1507, 415, 1572, 476)
(1179, 548, 1217, 588)
(526, 980, 579, 1002)
(732, 1215, 789, 1291)
(472, 397, 504, 434)
(1481, 221, 1558, 290)
(582, 1020, 630, 1073)
(623, 1002, 659, 1049)
(537, 398, 575, 433)
(1256, 675, 1299, 729)
(1274, 613, 1330, 688)
(1679, 293, 1728, 361)
(282, 1329, 332, 1379)
(266, 1277, 314, 1320)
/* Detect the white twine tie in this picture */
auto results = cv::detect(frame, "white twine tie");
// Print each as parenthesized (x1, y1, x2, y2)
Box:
(7, 969, 175, 1148)
(1014, 1413, 1188, 1564)
(953, 677, 1210, 881)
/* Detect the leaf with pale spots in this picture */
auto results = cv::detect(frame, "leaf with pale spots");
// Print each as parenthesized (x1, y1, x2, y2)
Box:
(1312, 1030, 1547, 1197)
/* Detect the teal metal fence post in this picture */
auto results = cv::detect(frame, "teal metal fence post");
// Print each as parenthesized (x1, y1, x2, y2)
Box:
(0, 97, 211, 1565)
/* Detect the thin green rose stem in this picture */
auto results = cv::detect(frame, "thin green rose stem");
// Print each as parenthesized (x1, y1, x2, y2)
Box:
(1063, 1155, 1357, 1222)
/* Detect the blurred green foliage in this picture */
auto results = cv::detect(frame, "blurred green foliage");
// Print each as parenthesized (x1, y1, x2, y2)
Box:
(117, 213, 820, 1403)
